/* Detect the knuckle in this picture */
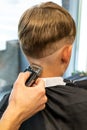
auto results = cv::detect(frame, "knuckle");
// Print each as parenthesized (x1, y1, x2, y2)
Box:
(40, 87, 45, 95)
(42, 104, 46, 110)
(14, 81, 19, 88)
(45, 96, 48, 103)
(41, 96, 47, 105)
(43, 96, 47, 104)
(36, 87, 45, 95)
(19, 72, 24, 77)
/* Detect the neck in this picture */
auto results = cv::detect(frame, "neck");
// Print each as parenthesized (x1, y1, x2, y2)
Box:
(40, 65, 63, 78)
(28, 59, 64, 78)
(27, 47, 67, 78)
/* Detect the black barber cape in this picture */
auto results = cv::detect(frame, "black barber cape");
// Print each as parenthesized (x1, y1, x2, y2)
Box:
(1, 85, 87, 130)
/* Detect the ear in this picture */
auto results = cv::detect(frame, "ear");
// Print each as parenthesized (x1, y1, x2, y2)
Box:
(61, 45, 72, 64)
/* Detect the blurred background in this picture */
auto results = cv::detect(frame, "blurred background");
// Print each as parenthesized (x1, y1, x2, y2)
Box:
(0, 0, 87, 99)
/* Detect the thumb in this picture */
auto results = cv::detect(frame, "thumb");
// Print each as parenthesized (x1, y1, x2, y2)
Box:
(16, 71, 30, 85)
(35, 78, 45, 88)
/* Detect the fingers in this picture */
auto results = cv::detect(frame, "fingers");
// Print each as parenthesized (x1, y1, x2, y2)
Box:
(36, 95, 48, 112)
(42, 95, 48, 106)
(14, 71, 30, 87)
(35, 78, 45, 88)
(35, 78, 47, 104)
(33, 79, 45, 96)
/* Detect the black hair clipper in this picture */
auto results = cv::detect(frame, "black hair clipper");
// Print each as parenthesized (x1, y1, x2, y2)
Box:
(24, 64, 42, 87)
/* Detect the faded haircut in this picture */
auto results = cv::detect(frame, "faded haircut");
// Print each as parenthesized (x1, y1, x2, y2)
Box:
(18, 1, 76, 58)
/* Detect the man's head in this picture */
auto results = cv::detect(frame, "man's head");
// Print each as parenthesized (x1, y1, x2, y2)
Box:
(18, 1, 76, 77)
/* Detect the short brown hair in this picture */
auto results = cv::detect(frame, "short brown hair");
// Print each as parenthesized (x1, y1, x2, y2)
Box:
(18, 1, 76, 58)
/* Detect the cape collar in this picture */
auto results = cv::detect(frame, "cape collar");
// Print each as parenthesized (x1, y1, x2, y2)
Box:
(42, 77, 66, 88)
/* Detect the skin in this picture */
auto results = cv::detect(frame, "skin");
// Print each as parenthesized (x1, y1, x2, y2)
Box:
(0, 38, 73, 130)
(0, 71, 47, 130)
(27, 39, 73, 78)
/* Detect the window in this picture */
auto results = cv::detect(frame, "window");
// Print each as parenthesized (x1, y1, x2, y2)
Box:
(76, 0, 87, 72)
(63, 0, 80, 77)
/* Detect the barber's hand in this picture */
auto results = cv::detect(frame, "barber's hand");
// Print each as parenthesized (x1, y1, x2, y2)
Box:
(8, 72, 47, 122)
